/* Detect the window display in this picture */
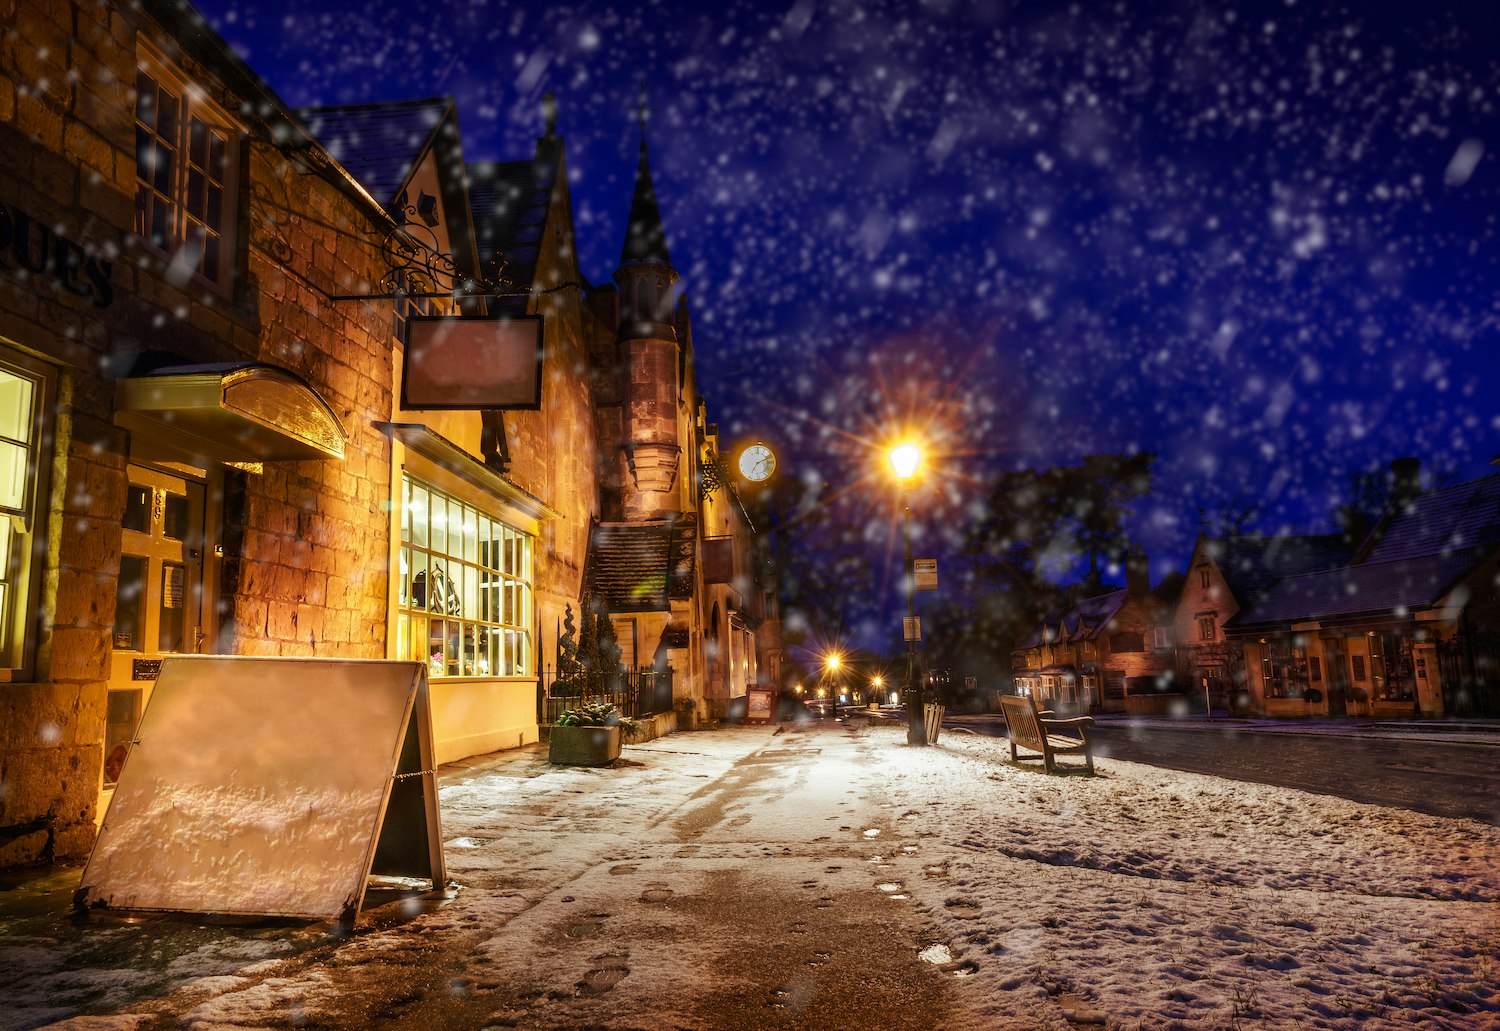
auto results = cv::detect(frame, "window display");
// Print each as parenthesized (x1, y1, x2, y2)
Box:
(396, 476, 533, 679)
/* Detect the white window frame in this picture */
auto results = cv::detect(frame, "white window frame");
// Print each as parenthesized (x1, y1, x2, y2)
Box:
(1152, 626, 1172, 650)
(134, 42, 241, 291)
(396, 474, 534, 680)
(0, 344, 57, 678)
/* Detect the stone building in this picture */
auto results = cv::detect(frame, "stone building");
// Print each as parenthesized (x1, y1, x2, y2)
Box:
(1225, 464, 1500, 719)
(0, 0, 771, 870)
(1010, 549, 1177, 715)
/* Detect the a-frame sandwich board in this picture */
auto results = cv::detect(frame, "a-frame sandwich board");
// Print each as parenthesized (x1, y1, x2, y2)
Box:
(75, 656, 445, 926)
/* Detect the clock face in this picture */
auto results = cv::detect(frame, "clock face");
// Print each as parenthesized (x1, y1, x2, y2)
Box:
(738, 443, 776, 482)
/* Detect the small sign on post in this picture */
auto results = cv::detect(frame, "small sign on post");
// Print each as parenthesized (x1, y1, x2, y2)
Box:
(913, 558, 938, 592)
(903, 616, 922, 641)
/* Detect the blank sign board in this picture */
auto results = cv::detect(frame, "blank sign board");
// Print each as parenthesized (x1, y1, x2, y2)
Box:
(76, 656, 445, 924)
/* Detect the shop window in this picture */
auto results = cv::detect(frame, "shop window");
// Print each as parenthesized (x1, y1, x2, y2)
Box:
(1261, 637, 1311, 698)
(0, 348, 55, 677)
(396, 475, 533, 679)
(1351, 655, 1367, 681)
(134, 49, 239, 288)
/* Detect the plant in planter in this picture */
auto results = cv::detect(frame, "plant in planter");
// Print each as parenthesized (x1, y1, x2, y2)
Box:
(550, 701, 638, 766)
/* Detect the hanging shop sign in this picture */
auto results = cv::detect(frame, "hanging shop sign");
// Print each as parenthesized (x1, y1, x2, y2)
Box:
(0, 198, 114, 308)
(402, 314, 544, 410)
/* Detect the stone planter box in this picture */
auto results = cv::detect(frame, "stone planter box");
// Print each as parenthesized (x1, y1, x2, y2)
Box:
(548, 725, 622, 766)
(1370, 700, 1417, 719)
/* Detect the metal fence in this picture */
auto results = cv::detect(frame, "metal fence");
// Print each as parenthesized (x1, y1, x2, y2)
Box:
(536, 666, 675, 725)
(1436, 628, 1500, 718)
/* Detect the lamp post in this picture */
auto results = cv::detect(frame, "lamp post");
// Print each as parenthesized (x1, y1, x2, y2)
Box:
(888, 442, 927, 745)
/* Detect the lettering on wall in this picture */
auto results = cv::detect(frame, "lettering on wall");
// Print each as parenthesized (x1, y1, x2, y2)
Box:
(0, 199, 114, 308)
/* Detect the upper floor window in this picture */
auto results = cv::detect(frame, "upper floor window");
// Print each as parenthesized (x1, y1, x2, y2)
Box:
(1198, 566, 1211, 589)
(1198, 615, 1216, 641)
(134, 51, 239, 288)
(0, 346, 56, 677)
(1151, 626, 1172, 650)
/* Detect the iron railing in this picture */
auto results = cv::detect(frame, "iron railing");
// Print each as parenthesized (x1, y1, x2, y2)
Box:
(536, 666, 675, 725)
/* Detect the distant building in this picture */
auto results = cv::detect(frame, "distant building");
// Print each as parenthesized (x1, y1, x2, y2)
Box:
(1225, 463, 1500, 718)
(1172, 533, 1348, 712)
(1011, 548, 1178, 714)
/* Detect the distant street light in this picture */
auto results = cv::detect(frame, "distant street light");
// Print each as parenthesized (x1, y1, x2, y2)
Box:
(888, 440, 927, 746)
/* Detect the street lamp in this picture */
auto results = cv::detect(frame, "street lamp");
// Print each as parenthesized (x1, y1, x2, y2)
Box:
(888, 440, 927, 745)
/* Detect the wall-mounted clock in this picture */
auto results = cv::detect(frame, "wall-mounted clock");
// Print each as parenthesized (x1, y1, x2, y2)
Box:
(738, 442, 776, 482)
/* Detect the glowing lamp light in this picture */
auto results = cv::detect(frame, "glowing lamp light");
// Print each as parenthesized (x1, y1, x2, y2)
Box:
(826, 654, 841, 671)
(888, 442, 923, 482)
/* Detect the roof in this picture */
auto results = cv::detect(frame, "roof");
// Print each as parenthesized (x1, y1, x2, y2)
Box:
(468, 144, 558, 293)
(619, 141, 672, 266)
(1204, 534, 1348, 604)
(1362, 471, 1500, 563)
(1231, 549, 1484, 627)
(588, 515, 697, 612)
(298, 98, 451, 205)
(1225, 471, 1500, 629)
(1015, 589, 1128, 651)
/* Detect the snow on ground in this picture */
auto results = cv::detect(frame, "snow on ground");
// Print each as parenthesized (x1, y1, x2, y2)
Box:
(2, 722, 1496, 1029)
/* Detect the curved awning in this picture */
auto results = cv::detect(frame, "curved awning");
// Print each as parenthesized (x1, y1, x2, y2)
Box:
(115, 363, 346, 464)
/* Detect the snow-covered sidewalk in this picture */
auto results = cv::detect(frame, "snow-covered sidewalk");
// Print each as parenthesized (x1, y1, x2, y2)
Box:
(0, 722, 1495, 1029)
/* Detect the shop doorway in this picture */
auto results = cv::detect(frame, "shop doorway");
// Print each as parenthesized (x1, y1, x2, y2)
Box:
(103, 464, 209, 807)
(1322, 638, 1349, 717)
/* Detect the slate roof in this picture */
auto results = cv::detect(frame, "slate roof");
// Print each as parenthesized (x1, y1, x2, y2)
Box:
(1015, 589, 1128, 651)
(297, 98, 451, 205)
(1232, 550, 1483, 627)
(588, 515, 697, 612)
(467, 145, 558, 294)
(1227, 471, 1500, 629)
(1363, 472, 1500, 563)
(1205, 534, 1348, 605)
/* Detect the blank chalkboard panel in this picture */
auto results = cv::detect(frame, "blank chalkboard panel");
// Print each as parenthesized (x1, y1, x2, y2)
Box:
(75, 656, 445, 924)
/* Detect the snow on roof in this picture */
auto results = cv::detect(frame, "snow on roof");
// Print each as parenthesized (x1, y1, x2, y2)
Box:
(1363, 470, 1500, 563)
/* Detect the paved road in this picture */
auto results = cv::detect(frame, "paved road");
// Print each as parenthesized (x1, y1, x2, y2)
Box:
(949, 715, 1500, 825)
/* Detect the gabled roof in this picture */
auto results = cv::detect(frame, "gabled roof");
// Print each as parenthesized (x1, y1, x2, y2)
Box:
(1231, 549, 1483, 627)
(1015, 589, 1128, 651)
(588, 515, 697, 612)
(1362, 471, 1500, 563)
(1225, 471, 1500, 629)
(1203, 534, 1348, 605)
(298, 98, 452, 205)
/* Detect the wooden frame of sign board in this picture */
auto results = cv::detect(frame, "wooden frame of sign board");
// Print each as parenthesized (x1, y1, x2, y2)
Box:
(74, 656, 446, 927)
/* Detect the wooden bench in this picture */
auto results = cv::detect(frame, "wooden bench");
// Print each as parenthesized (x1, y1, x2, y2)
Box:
(998, 693, 1095, 775)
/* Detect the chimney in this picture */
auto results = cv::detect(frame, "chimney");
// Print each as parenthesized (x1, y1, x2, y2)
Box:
(1391, 457, 1421, 512)
(1125, 544, 1150, 598)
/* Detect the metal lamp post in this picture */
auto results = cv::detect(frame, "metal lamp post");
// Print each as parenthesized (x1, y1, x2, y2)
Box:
(888, 442, 926, 745)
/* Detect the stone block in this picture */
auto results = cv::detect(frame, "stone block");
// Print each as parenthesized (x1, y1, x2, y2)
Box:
(47, 625, 110, 682)
(0, 829, 49, 869)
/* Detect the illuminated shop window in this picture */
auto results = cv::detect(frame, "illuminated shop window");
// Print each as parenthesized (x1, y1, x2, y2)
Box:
(0, 348, 54, 676)
(396, 475, 533, 679)
(134, 47, 239, 287)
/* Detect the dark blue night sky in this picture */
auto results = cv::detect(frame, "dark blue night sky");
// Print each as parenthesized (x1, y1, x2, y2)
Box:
(195, 0, 1499, 602)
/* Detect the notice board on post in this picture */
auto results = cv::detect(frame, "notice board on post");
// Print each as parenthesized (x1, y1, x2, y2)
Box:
(75, 656, 445, 925)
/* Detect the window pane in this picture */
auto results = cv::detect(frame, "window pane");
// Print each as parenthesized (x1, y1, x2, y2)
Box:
(0, 440, 27, 513)
(158, 561, 186, 652)
(447, 498, 463, 558)
(462, 506, 477, 564)
(104, 689, 141, 787)
(186, 168, 204, 218)
(162, 492, 189, 540)
(188, 117, 206, 166)
(409, 486, 428, 547)
(428, 496, 445, 554)
(114, 555, 145, 651)
(122, 485, 150, 533)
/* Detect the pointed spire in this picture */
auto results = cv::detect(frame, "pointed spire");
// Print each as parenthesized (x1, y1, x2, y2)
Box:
(621, 79, 671, 266)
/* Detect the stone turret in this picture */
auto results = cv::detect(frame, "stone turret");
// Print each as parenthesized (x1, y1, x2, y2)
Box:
(614, 117, 682, 518)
